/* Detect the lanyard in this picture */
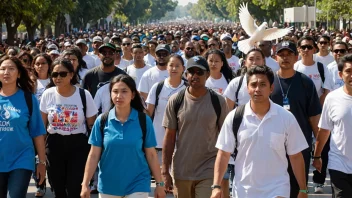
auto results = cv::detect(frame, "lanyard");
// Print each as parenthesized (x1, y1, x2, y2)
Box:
(276, 72, 295, 99)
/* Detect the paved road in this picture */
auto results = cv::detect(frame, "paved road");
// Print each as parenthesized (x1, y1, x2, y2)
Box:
(27, 165, 332, 197)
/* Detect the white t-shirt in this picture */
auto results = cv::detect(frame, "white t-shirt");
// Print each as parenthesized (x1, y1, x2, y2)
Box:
(318, 87, 352, 174)
(216, 101, 308, 198)
(78, 68, 88, 85)
(144, 54, 156, 66)
(94, 83, 111, 114)
(205, 74, 228, 95)
(314, 53, 335, 67)
(138, 66, 169, 95)
(83, 54, 97, 69)
(125, 64, 152, 86)
(118, 58, 134, 70)
(227, 55, 240, 73)
(36, 78, 50, 102)
(223, 76, 250, 106)
(146, 79, 186, 148)
(323, 61, 344, 91)
(294, 60, 327, 97)
(40, 87, 98, 135)
(88, 53, 102, 67)
(265, 57, 280, 72)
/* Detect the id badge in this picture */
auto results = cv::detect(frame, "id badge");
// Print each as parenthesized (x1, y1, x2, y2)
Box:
(283, 97, 290, 111)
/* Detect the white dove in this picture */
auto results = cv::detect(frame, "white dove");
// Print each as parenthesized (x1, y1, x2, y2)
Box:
(237, 3, 293, 54)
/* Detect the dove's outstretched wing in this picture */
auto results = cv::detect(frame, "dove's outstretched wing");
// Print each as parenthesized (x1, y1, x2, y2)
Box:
(262, 27, 293, 41)
(239, 3, 257, 37)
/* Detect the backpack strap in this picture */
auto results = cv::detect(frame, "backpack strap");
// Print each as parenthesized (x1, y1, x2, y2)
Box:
(173, 88, 187, 127)
(152, 81, 165, 120)
(235, 75, 245, 108)
(232, 105, 245, 159)
(317, 62, 325, 83)
(209, 89, 221, 129)
(79, 88, 90, 135)
(99, 112, 109, 150)
(138, 111, 147, 151)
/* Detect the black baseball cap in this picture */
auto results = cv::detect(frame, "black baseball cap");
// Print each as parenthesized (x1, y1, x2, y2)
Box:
(276, 41, 297, 54)
(155, 44, 171, 54)
(186, 56, 210, 71)
(98, 43, 116, 53)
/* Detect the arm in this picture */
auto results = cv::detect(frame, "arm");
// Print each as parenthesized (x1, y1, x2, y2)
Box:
(140, 92, 148, 101)
(162, 128, 176, 192)
(81, 146, 102, 197)
(289, 152, 308, 197)
(33, 135, 46, 185)
(145, 147, 166, 198)
(319, 89, 329, 106)
(313, 128, 331, 172)
(211, 150, 231, 198)
(146, 103, 155, 117)
(225, 97, 235, 110)
(309, 114, 320, 138)
(86, 115, 97, 130)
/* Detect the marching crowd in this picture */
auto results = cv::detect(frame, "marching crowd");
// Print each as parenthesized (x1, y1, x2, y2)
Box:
(0, 23, 352, 198)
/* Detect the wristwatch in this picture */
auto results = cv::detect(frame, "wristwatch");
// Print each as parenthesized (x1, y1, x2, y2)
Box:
(211, 185, 221, 190)
(38, 160, 46, 166)
(299, 189, 309, 194)
(156, 181, 165, 187)
(312, 156, 321, 159)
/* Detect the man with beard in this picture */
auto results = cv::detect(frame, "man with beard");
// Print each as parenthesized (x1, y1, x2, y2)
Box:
(82, 43, 126, 98)
(138, 44, 170, 100)
(171, 40, 183, 56)
(182, 41, 196, 66)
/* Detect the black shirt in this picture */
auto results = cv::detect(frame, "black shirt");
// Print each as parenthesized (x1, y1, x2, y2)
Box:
(270, 71, 321, 145)
(82, 66, 126, 98)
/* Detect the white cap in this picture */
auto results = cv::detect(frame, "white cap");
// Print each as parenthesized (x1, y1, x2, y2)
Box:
(49, 50, 60, 55)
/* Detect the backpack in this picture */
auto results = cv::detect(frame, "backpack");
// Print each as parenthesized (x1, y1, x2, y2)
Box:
(317, 62, 325, 83)
(78, 88, 90, 136)
(173, 88, 221, 129)
(231, 105, 245, 159)
(99, 110, 147, 151)
(235, 76, 245, 108)
(152, 80, 188, 120)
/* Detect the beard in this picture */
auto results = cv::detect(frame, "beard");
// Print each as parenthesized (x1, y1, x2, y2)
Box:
(102, 58, 114, 67)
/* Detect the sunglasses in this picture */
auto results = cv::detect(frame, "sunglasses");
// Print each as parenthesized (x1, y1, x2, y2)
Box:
(122, 43, 131, 46)
(185, 47, 194, 51)
(22, 59, 28, 63)
(187, 69, 205, 76)
(319, 41, 328, 45)
(208, 44, 216, 47)
(300, 45, 314, 50)
(101, 51, 115, 56)
(333, 49, 346, 54)
(51, 71, 68, 78)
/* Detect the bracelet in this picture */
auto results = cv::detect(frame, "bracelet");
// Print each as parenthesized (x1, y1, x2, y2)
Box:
(38, 160, 46, 166)
(299, 189, 309, 194)
(312, 156, 321, 159)
(211, 185, 221, 190)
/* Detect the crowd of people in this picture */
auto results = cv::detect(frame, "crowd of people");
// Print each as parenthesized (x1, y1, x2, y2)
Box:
(0, 22, 352, 198)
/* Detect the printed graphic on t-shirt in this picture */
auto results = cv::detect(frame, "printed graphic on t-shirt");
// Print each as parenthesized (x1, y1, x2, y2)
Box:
(0, 104, 20, 131)
(36, 88, 45, 101)
(209, 87, 223, 95)
(308, 74, 321, 81)
(49, 104, 78, 132)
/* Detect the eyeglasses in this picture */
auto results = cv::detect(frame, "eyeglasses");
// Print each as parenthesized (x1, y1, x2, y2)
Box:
(300, 45, 314, 50)
(333, 49, 346, 54)
(122, 43, 131, 46)
(101, 51, 115, 56)
(187, 69, 205, 76)
(319, 41, 328, 45)
(35, 62, 48, 66)
(51, 71, 68, 78)
(156, 52, 168, 57)
(185, 47, 194, 51)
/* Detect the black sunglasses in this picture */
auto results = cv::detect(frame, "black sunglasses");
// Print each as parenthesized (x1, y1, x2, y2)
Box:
(185, 47, 194, 51)
(22, 59, 28, 63)
(51, 71, 68, 78)
(101, 51, 115, 56)
(300, 45, 314, 50)
(333, 49, 346, 54)
(319, 41, 328, 45)
(122, 43, 131, 46)
(187, 69, 205, 76)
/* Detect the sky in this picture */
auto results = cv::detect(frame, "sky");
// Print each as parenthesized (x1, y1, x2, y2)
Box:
(178, 0, 198, 6)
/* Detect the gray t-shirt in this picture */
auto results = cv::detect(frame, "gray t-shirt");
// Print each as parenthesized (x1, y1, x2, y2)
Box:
(163, 89, 229, 180)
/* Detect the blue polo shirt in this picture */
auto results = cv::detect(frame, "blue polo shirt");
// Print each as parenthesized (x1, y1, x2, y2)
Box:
(0, 89, 46, 172)
(89, 107, 157, 196)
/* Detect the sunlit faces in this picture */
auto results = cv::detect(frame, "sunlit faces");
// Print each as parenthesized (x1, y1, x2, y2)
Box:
(275, 49, 297, 70)
(207, 54, 223, 73)
(110, 81, 135, 108)
(0, 60, 20, 85)
(167, 57, 184, 77)
(245, 51, 265, 67)
(156, 50, 170, 66)
(34, 56, 49, 77)
(333, 44, 347, 62)
(186, 67, 209, 89)
(51, 64, 73, 87)
(132, 47, 144, 61)
(99, 48, 115, 66)
(299, 39, 315, 58)
(247, 74, 273, 103)
(317, 37, 329, 52)
(64, 55, 79, 72)
(339, 61, 352, 88)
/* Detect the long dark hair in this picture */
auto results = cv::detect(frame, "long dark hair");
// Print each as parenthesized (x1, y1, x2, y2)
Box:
(61, 48, 87, 80)
(18, 51, 33, 66)
(0, 56, 34, 93)
(205, 49, 234, 83)
(46, 58, 79, 88)
(236, 48, 265, 76)
(109, 74, 145, 112)
(32, 53, 52, 78)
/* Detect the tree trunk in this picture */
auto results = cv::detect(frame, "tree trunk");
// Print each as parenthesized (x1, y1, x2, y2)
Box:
(46, 25, 53, 37)
(55, 13, 66, 38)
(5, 16, 22, 46)
(40, 23, 45, 37)
(23, 20, 39, 41)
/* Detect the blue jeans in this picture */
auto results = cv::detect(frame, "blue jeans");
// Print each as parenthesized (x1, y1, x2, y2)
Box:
(0, 169, 32, 198)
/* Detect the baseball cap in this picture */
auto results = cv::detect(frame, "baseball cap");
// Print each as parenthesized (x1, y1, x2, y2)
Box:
(64, 42, 71, 47)
(200, 34, 209, 41)
(186, 56, 209, 71)
(99, 43, 116, 53)
(276, 41, 297, 54)
(220, 33, 232, 41)
(93, 36, 102, 43)
(49, 50, 60, 55)
(47, 44, 58, 51)
(155, 44, 171, 53)
(75, 39, 87, 45)
(191, 35, 200, 41)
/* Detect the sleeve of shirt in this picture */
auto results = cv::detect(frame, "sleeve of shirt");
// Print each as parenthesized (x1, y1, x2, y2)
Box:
(93, 90, 102, 112)
(146, 83, 158, 105)
(138, 72, 150, 93)
(84, 90, 98, 118)
(307, 78, 322, 117)
(88, 115, 103, 147)
(318, 96, 333, 131)
(39, 89, 48, 114)
(218, 96, 230, 130)
(215, 110, 236, 153)
(162, 94, 178, 130)
(144, 115, 157, 148)
(223, 78, 238, 102)
(285, 113, 309, 155)
(29, 94, 47, 138)
(323, 67, 334, 91)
